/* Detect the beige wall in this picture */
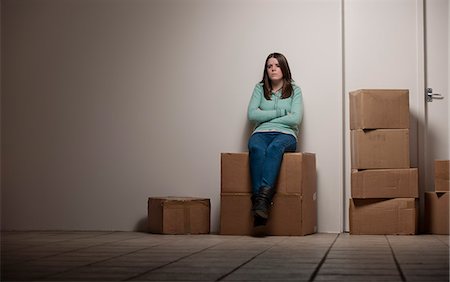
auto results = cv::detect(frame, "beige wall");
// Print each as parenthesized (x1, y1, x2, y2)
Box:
(3, 0, 441, 234)
(1, 0, 343, 232)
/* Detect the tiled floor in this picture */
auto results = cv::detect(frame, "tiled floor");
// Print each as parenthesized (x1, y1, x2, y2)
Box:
(1, 231, 448, 281)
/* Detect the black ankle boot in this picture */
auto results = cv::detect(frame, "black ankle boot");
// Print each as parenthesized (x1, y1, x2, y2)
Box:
(253, 214, 267, 227)
(253, 186, 275, 219)
(252, 194, 267, 227)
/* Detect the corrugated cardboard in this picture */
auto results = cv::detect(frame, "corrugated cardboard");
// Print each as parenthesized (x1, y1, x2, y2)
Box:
(349, 198, 417, 235)
(435, 160, 450, 192)
(351, 168, 418, 198)
(219, 193, 253, 235)
(221, 152, 316, 194)
(350, 89, 409, 130)
(221, 153, 251, 193)
(268, 193, 317, 236)
(220, 193, 317, 236)
(220, 152, 316, 235)
(148, 197, 210, 234)
(425, 192, 449, 235)
(351, 129, 410, 169)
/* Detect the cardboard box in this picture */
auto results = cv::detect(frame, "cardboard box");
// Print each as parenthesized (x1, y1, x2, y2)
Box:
(221, 153, 251, 193)
(350, 89, 409, 130)
(221, 152, 316, 194)
(351, 129, 410, 169)
(220, 193, 317, 236)
(425, 192, 449, 235)
(148, 197, 210, 234)
(349, 198, 417, 235)
(435, 160, 450, 192)
(219, 193, 253, 235)
(351, 168, 418, 198)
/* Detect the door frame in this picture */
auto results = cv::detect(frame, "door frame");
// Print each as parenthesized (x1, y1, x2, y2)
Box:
(415, 0, 428, 233)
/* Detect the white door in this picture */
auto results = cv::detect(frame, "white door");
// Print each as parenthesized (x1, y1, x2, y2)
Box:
(343, 0, 448, 232)
(419, 0, 449, 229)
(343, 0, 425, 231)
(424, 0, 449, 180)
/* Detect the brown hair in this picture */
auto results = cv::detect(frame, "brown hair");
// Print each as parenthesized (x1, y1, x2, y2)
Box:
(261, 53, 293, 100)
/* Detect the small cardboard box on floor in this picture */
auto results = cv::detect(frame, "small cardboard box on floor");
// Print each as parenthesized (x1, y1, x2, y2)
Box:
(349, 198, 418, 235)
(435, 160, 450, 192)
(349, 89, 409, 130)
(425, 192, 449, 235)
(148, 197, 210, 234)
(220, 152, 317, 236)
(351, 168, 418, 198)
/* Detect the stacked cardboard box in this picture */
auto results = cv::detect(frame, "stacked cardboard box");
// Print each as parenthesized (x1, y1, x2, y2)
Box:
(349, 89, 418, 235)
(220, 152, 317, 236)
(425, 160, 449, 234)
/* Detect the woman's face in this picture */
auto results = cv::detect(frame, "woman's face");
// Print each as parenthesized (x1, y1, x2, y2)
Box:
(266, 57, 283, 82)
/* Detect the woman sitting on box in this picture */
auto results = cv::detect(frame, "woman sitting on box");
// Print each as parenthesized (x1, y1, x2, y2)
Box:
(247, 52, 303, 226)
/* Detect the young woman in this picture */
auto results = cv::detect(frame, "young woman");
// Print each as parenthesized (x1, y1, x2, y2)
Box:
(247, 53, 303, 226)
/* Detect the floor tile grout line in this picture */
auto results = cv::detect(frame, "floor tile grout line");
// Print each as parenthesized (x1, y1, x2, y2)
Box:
(1, 231, 119, 265)
(435, 235, 450, 247)
(34, 238, 186, 281)
(214, 237, 289, 281)
(122, 240, 229, 281)
(4, 232, 448, 281)
(385, 235, 407, 282)
(3, 232, 150, 266)
(308, 233, 340, 282)
(0, 231, 119, 253)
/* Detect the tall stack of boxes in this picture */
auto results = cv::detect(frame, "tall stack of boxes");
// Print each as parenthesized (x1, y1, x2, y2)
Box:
(349, 89, 418, 235)
(220, 152, 317, 236)
(425, 160, 449, 234)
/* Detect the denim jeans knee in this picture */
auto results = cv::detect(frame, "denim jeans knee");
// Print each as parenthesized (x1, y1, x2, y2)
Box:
(248, 132, 297, 194)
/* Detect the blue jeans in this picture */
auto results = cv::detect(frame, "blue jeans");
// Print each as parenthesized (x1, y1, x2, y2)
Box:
(248, 132, 297, 194)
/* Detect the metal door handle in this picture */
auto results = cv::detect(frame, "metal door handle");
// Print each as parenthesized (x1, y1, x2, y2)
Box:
(426, 88, 444, 102)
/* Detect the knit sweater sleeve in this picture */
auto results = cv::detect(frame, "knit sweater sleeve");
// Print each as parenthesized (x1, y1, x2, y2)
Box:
(270, 85, 303, 127)
(247, 84, 279, 123)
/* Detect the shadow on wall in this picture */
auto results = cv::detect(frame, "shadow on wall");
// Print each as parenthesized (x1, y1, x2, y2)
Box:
(410, 110, 434, 234)
(241, 120, 253, 152)
(135, 217, 148, 232)
(409, 112, 419, 168)
(297, 121, 305, 152)
(413, 111, 426, 234)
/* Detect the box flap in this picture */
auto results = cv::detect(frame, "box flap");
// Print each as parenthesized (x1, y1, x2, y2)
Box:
(349, 89, 409, 130)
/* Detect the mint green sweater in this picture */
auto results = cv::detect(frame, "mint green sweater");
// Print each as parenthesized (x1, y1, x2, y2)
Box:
(247, 82, 303, 138)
